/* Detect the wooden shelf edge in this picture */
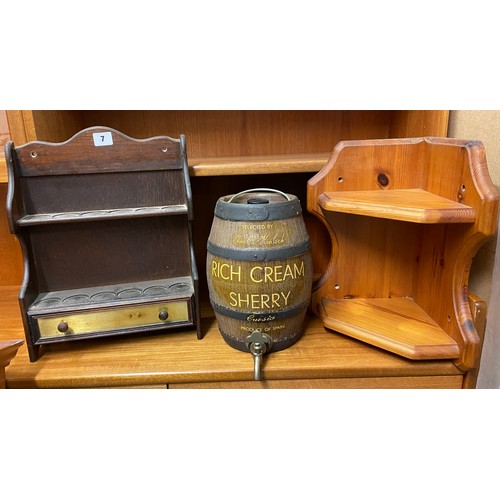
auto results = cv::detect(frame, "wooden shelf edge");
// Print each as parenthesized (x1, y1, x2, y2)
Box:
(188, 153, 331, 177)
(319, 188, 476, 223)
(319, 297, 459, 360)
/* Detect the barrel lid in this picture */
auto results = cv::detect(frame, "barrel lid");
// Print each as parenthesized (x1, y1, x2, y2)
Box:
(214, 188, 302, 221)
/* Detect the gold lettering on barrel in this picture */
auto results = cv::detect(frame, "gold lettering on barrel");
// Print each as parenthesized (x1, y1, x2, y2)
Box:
(211, 260, 241, 282)
(249, 262, 305, 283)
(229, 291, 291, 309)
(209, 255, 307, 314)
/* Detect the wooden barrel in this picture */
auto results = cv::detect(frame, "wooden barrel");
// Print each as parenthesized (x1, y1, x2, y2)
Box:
(206, 188, 313, 353)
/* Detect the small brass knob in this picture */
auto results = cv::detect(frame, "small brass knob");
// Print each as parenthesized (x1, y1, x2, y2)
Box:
(159, 310, 169, 321)
(57, 321, 69, 333)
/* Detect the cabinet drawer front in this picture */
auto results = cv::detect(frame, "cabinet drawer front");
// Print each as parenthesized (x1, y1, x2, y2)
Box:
(35, 301, 190, 339)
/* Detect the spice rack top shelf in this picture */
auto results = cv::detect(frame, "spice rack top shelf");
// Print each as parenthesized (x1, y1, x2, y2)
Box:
(318, 188, 476, 223)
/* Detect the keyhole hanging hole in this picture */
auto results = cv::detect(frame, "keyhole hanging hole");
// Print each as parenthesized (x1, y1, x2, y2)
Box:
(335, 284, 341, 290)
(447, 315, 451, 323)
(337, 177, 344, 183)
(162, 146, 168, 152)
(30, 151, 37, 158)
(461, 184, 466, 192)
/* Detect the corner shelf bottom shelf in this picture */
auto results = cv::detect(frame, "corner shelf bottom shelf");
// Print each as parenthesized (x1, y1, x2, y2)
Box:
(319, 297, 459, 360)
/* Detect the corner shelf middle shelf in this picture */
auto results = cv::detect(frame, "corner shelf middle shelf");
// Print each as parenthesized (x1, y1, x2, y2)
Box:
(318, 188, 476, 223)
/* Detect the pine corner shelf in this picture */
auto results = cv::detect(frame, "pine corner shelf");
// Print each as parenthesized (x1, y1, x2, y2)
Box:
(307, 137, 499, 370)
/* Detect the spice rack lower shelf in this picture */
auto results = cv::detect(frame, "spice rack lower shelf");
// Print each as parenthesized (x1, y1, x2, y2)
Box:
(26, 277, 197, 345)
(319, 297, 459, 360)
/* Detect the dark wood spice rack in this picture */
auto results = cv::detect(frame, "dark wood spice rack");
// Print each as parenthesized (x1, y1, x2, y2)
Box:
(5, 126, 201, 361)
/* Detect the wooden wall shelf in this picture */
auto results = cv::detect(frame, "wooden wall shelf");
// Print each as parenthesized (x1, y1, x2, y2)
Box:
(308, 137, 499, 372)
(6, 127, 201, 361)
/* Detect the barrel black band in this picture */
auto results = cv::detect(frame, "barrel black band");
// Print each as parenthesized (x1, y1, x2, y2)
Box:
(210, 299, 310, 321)
(220, 330, 303, 353)
(207, 239, 310, 261)
(214, 197, 302, 221)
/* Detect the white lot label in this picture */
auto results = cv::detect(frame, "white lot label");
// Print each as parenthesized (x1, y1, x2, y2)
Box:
(93, 131, 113, 146)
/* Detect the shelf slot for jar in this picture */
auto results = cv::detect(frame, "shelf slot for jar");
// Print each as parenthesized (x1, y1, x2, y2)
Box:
(28, 277, 195, 315)
(319, 297, 459, 360)
(27, 277, 196, 344)
(319, 188, 476, 223)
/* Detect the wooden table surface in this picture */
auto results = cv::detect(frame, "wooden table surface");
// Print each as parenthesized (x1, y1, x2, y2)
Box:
(0, 285, 464, 388)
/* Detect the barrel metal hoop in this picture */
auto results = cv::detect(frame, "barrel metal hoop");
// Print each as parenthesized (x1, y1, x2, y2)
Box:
(207, 240, 311, 261)
(227, 188, 291, 203)
(214, 197, 302, 221)
(211, 299, 311, 321)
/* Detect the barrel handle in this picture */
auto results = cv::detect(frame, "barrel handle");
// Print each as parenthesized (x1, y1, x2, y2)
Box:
(227, 188, 291, 203)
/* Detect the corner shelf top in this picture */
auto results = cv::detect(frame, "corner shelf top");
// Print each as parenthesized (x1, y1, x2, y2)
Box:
(319, 188, 476, 223)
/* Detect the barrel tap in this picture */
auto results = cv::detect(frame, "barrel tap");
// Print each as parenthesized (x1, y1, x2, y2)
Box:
(245, 330, 273, 381)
